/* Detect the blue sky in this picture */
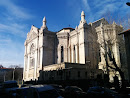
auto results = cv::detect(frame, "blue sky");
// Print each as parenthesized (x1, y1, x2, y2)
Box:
(0, 0, 129, 67)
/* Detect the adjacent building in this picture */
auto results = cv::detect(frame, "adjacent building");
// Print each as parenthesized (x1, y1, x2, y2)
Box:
(119, 29, 130, 82)
(0, 65, 13, 83)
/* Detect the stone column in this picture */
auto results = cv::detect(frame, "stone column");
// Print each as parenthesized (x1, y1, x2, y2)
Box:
(70, 46, 72, 63)
(23, 43, 27, 80)
(23, 56, 26, 80)
(112, 23, 121, 67)
(98, 23, 107, 72)
(41, 46, 44, 70)
(78, 27, 85, 64)
(113, 42, 121, 67)
(72, 45, 74, 63)
(78, 11, 87, 64)
(34, 51, 36, 80)
(27, 54, 30, 80)
(34, 48, 38, 80)
(77, 32, 79, 63)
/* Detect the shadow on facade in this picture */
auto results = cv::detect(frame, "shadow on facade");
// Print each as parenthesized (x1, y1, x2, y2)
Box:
(24, 70, 113, 91)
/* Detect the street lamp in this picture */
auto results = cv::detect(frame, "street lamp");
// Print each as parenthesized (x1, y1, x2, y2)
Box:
(12, 68, 15, 80)
(4, 72, 6, 82)
(126, 2, 130, 6)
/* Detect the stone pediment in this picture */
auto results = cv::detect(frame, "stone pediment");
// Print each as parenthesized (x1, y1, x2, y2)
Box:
(91, 18, 109, 28)
(57, 32, 68, 39)
(27, 31, 37, 41)
(27, 25, 38, 41)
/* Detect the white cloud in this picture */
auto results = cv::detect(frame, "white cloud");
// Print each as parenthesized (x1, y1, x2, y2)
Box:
(0, 23, 27, 38)
(87, 0, 129, 23)
(0, 37, 24, 67)
(0, 22, 26, 67)
(0, 0, 33, 67)
(0, 39, 12, 46)
(0, 0, 34, 38)
(0, 0, 32, 19)
(82, 0, 91, 12)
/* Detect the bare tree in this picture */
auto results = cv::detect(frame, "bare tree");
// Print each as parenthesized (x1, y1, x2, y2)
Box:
(9, 64, 22, 68)
(104, 39, 125, 89)
(97, 24, 126, 89)
(6, 65, 23, 84)
(102, 11, 130, 30)
(97, 10, 130, 89)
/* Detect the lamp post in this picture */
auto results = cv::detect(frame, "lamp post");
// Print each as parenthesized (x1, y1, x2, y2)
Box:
(4, 72, 6, 82)
(126, 2, 130, 6)
(12, 68, 15, 80)
(86, 61, 91, 67)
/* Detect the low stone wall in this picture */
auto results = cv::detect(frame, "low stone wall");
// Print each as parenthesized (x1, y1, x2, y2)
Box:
(44, 63, 65, 71)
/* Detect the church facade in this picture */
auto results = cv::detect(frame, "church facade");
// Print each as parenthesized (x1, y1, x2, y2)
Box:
(23, 11, 127, 82)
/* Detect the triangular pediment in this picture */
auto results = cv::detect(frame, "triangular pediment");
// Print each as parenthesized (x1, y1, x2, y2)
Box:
(27, 25, 38, 41)
(91, 18, 109, 27)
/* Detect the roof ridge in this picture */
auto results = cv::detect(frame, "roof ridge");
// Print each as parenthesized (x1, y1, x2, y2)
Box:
(92, 18, 105, 24)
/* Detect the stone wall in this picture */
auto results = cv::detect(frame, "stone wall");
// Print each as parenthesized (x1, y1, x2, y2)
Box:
(39, 63, 103, 81)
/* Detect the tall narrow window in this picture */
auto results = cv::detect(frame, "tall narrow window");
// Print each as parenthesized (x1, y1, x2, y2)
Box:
(61, 46, 64, 62)
(30, 43, 35, 67)
(85, 71, 87, 78)
(69, 71, 71, 77)
(99, 50, 101, 62)
(78, 71, 80, 78)
(74, 45, 76, 63)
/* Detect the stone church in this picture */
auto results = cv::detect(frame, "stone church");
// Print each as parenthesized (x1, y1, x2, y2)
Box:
(23, 11, 127, 82)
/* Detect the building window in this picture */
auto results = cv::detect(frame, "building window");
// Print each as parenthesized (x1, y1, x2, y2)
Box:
(30, 43, 35, 67)
(61, 46, 64, 62)
(90, 71, 94, 79)
(78, 71, 80, 78)
(74, 45, 76, 63)
(99, 50, 101, 62)
(69, 71, 71, 77)
(57, 70, 59, 76)
(85, 72, 87, 78)
(30, 58, 35, 67)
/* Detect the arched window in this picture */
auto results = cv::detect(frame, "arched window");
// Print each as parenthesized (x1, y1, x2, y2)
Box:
(30, 58, 35, 67)
(30, 43, 35, 67)
(61, 46, 64, 62)
(30, 44, 35, 55)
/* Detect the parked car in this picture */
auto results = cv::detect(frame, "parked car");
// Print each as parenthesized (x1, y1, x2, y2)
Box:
(0, 81, 18, 98)
(117, 87, 130, 98)
(15, 85, 63, 98)
(64, 86, 87, 98)
(87, 86, 121, 98)
(2, 81, 18, 89)
(50, 84, 64, 96)
(15, 87, 30, 98)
